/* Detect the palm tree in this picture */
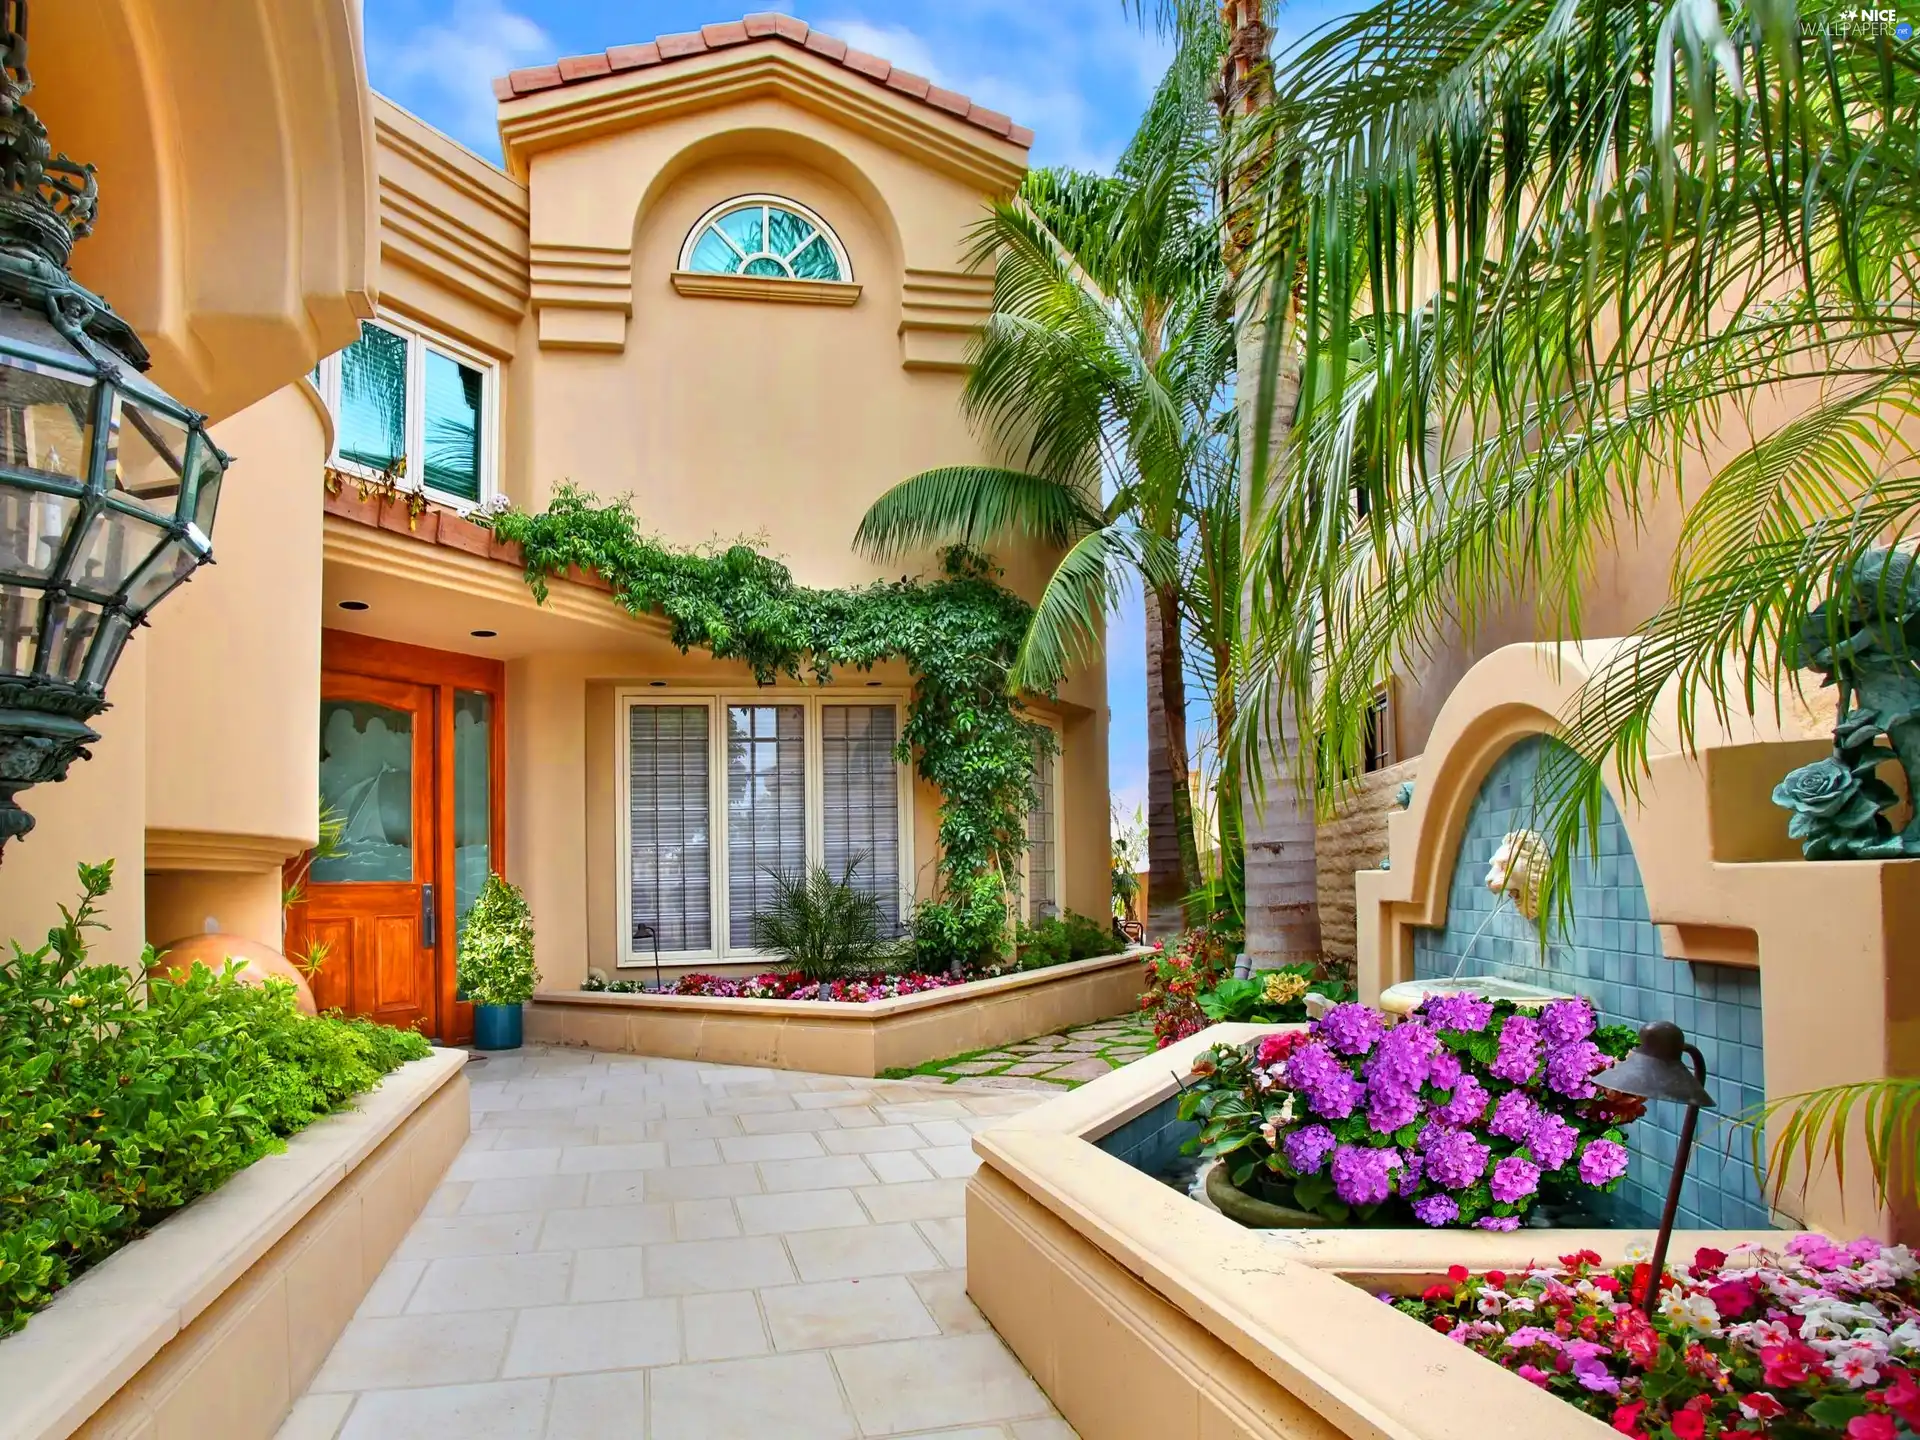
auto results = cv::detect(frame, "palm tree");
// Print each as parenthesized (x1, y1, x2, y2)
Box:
(857, 42, 1231, 938)
(1132, 0, 1325, 965)
(1239, 0, 1920, 1200)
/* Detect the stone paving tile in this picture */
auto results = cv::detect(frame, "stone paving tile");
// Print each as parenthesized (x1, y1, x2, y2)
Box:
(880, 1012, 1158, 1091)
(290, 1045, 1066, 1439)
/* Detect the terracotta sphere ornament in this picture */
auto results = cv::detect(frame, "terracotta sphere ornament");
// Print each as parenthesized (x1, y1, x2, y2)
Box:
(153, 933, 318, 1016)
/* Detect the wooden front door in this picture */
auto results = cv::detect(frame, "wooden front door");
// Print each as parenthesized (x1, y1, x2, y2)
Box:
(304, 675, 439, 1034)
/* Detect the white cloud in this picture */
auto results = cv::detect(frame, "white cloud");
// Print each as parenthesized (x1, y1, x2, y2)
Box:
(371, 1, 551, 158)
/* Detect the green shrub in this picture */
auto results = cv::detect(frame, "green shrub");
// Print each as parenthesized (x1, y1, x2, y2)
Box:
(1196, 964, 1353, 1024)
(0, 862, 430, 1337)
(456, 873, 539, 1006)
(749, 856, 899, 986)
(911, 875, 1009, 977)
(1014, 911, 1126, 971)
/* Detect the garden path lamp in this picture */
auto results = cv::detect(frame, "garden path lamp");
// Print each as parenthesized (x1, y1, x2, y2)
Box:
(0, 0, 227, 859)
(1595, 1020, 1715, 1318)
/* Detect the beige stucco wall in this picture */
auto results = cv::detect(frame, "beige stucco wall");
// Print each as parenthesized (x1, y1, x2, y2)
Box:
(1314, 757, 1418, 972)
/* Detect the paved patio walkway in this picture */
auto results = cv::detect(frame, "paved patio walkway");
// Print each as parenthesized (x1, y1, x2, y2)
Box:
(278, 1045, 1076, 1440)
(880, 1013, 1156, 1090)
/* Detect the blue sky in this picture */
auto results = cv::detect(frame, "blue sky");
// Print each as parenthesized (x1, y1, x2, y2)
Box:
(363, 0, 1339, 822)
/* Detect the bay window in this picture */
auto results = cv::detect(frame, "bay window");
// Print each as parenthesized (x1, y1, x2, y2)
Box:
(313, 318, 496, 507)
(618, 693, 910, 965)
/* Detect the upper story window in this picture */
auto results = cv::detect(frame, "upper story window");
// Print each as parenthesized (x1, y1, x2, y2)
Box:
(681, 196, 850, 283)
(311, 319, 497, 508)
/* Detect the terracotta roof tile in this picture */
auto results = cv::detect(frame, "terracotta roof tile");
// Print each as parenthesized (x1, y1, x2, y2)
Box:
(885, 69, 932, 100)
(558, 53, 612, 82)
(803, 30, 848, 61)
(607, 41, 661, 70)
(842, 48, 891, 82)
(492, 15, 1030, 149)
(657, 31, 708, 60)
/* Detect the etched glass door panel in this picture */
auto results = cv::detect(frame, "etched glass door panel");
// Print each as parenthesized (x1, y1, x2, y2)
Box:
(314, 699, 416, 883)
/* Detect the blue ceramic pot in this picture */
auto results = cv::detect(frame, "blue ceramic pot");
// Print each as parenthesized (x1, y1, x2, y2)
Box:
(472, 1002, 523, 1051)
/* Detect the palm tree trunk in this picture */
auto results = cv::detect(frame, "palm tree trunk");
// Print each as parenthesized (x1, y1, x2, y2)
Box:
(1144, 582, 1203, 938)
(1220, 0, 1322, 966)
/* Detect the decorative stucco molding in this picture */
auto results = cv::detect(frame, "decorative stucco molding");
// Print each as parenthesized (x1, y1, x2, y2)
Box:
(143, 829, 309, 874)
(669, 270, 861, 305)
(900, 268, 993, 371)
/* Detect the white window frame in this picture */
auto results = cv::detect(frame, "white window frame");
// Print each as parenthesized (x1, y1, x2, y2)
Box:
(614, 688, 915, 968)
(678, 193, 854, 282)
(312, 315, 501, 512)
(1020, 716, 1065, 925)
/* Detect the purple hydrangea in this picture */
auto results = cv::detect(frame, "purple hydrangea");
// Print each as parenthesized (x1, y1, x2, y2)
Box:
(1423, 1127, 1492, 1190)
(1319, 1002, 1387, 1057)
(1487, 1090, 1539, 1141)
(1577, 1138, 1629, 1185)
(1283, 1123, 1337, 1175)
(1283, 1041, 1365, 1121)
(1489, 1155, 1543, 1205)
(1362, 1022, 1438, 1133)
(1436, 1074, 1489, 1126)
(1475, 1216, 1521, 1231)
(1427, 1051, 1463, 1091)
(1367, 1083, 1421, 1134)
(1420, 993, 1494, 1032)
(1489, 1014, 1543, 1084)
(1541, 998, 1596, 1046)
(1412, 1195, 1459, 1226)
(1525, 1112, 1580, 1172)
(1545, 1039, 1608, 1099)
(1331, 1145, 1401, 1206)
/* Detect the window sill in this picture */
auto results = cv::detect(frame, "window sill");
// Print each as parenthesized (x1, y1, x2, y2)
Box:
(670, 271, 862, 307)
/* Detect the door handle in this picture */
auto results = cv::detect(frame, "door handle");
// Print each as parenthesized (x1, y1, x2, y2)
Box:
(421, 882, 436, 948)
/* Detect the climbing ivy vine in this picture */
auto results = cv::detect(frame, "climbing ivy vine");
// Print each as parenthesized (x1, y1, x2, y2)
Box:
(485, 486, 1047, 966)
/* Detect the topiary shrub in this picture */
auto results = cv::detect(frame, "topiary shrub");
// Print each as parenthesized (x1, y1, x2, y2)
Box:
(456, 873, 539, 1007)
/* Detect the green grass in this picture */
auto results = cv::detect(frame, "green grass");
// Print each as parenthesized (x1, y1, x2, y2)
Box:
(881, 1013, 1157, 1089)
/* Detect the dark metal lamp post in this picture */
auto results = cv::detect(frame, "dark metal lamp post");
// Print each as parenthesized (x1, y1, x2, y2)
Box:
(0, 0, 228, 859)
(1595, 1019, 1716, 1318)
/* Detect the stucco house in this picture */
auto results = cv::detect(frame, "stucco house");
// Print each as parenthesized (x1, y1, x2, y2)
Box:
(0, 12, 1109, 1046)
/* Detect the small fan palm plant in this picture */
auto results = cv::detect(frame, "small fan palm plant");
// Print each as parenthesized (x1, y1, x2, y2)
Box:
(750, 856, 897, 992)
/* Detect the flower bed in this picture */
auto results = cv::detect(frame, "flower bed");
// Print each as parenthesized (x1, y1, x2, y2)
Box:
(1182, 994, 1644, 1229)
(608, 970, 967, 1002)
(1394, 1238, 1920, 1438)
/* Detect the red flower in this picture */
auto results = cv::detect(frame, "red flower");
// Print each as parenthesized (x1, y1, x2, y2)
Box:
(1670, 1411, 1706, 1440)
(1614, 1307, 1661, 1369)
(1847, 1415, 1897, 1440)
(1593, 1274, 1622, 1294)
(1760, 1341, 1826, 1390)
(1447, 1265, 1470, 1283)
(1873, 1372, 1920, 1427)
(1611, 1400, 1648, 1437)
(1707, 1279, 1758, 1319)
(1560, 1249, 1604, 1270)
(1737, 1393, 1786, 1421)
(1691, 1246, 1728, 1276)
(1487, 1270, 1508, 1289)
(1421, 1283, 1455, 1303)
(1430, 1315, 1453, 1334)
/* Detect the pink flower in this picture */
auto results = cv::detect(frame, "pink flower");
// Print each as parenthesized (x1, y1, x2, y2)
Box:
(1670, 1410, 1706, 1440)
(1515, 1363, 1551, 1388)
(1847, 1415, 1897, 1440)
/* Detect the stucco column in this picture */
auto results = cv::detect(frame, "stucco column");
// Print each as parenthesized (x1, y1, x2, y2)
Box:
(510, 654, 590, 987)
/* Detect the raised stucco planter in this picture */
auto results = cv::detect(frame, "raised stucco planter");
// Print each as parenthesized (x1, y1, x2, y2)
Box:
(526, 947, 1151, 1076)
(966, 1023, 1790, 1440)
(0, 1048, 469, 1440)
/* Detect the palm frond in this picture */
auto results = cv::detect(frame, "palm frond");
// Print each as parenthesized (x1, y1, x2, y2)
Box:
(1751, 1078, 1920, 1214)
(854, 466, 1105, 559)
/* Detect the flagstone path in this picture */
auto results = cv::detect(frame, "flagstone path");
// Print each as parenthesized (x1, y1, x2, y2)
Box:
(278, 1045, 1076, 1440)
(878, 1012, 1158, 1091)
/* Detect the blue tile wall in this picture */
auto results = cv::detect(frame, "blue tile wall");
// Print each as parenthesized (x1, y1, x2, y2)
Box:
(1096, 1096, 1198, 1178)
(1411, 736, 1770, 1230)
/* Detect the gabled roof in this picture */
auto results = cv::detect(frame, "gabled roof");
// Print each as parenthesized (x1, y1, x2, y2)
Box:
(493, 13, 1033, 150)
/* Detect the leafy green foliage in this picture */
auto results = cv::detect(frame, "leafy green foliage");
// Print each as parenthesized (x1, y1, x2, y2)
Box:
(749, 857, 900, 986)
(1, 863, 430, 1336)
(487, 489, 1041, 952)
(456, 873, 539, 1007)
(1197, 964, 1352, 1025)
(1012, 911, 1126, 971)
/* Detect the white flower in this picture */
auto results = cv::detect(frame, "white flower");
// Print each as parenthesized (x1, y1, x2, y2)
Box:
(1623, 1241, 1652, 1263)
(1890, 1321, 1920, 1355)
(1477, 1289, 1506, 1316)
(1659, 1290, 1721, 1334)
(1277, 1094, 1297, 1126)
(1505, 1296, 1538, 1313)
(1835, 1348, 1883, 1388)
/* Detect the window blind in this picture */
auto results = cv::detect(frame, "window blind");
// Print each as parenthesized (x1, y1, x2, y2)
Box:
(822, 705, 901, 930)
(1027, 736, 1057, 921)
(629, 704, 712, 953)
(727, 705, 807, 948)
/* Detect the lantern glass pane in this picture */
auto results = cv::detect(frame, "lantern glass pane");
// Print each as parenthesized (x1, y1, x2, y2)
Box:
(0, 482, 80, 580)
(70, 509, 169, 596)
(124, 535, 199, 615)
(80, 609, 134, 692)
(0, 584, 42, 675)
(0, 361, 93, 481)
(189, 440, 223, 541)
(108, 399, 189, 516)
(39, 596, 102, 682)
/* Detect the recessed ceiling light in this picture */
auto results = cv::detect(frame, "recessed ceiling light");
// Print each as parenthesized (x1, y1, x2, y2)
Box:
(648, 680, 667, 688)
(470, 629, 497, 638)
(866, 680, 882, 687)
(337, 600, 369, 611)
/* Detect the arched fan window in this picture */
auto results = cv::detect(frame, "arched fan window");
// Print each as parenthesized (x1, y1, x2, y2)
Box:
(680, 196, 850, 283)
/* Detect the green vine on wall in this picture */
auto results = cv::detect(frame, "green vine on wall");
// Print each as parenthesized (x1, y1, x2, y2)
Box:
(484, 486, 1048, 965)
